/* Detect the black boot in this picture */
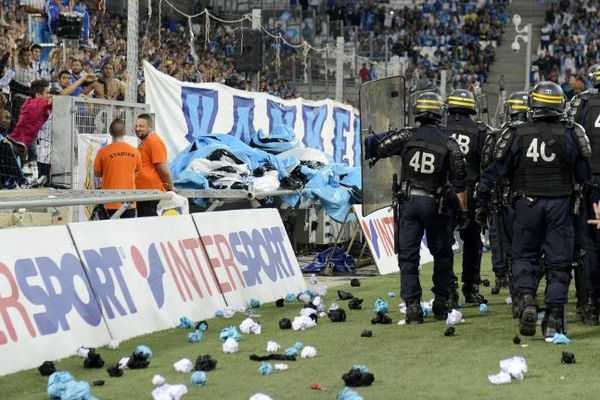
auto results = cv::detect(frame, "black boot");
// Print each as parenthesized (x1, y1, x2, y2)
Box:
(432, 295, 452, 320)
(581, 298, 599, 326)
(491, 273, 509, 295)
(405, 298, 423, 325)
(462, 283, 488, 304)
(519, 294, 538, 337)
(511, 295, 520, 319)
(542, 306, 564, 338)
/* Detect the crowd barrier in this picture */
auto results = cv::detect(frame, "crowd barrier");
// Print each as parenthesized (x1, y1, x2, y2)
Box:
(0, 208, 305, 376)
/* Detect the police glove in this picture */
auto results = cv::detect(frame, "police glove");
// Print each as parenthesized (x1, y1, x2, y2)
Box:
(456, 210, 470, 231)
(474, 206, 489, 227)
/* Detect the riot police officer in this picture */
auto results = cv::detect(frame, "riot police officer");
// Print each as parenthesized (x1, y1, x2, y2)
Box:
(477, 82, 591, 337)
(443, 89, 489, 304)
(480, 91, 528, 302)
(365, 91, 469, 324)
(569, 64, 600, 325)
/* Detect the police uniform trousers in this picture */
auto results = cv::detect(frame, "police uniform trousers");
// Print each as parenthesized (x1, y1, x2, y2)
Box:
(458, 188, 483, 284)
(585, 178, 600, 300)
(489, 204, 513, 277)
(512, 197, 573, 306)
(398, 194, 454, 301)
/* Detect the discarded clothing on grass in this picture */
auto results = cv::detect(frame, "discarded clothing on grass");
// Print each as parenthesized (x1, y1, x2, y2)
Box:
(190, 371, 207, 387)
(302, 246, 356, 274)
(342, 366, 375, 387)
(195, 355, 217, 371)
(239, 318, 262, 334)
(151, 383, 188, 400)
(222, 338, 239, 354)
(336, 387, 364, 400)
(488, 356, 528, 384)
(178, 317, 195, 329)
(83, 352, 105, 369)
(173, 359, 193, 373)
(249, 354, 296, 362)
(47, 371, 97, 400)
(38, 361, 56, 376)
(258, 362, 274, 376)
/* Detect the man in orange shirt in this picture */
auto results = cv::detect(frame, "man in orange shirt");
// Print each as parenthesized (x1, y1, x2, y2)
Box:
(134, 113, 174, 217)
(94, 118, 142, 219)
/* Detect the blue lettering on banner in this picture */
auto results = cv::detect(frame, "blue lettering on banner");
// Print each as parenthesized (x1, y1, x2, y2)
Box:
(267, 100, 297, 133)
(367, 220, 380, 259)
(181, 87, 219, 142)
(228, 96, 256, 144)
(14, 254, 103, 336)
(301, 105, 327, 150)
(229, 226, 295, 287)
(130, 244, 166, 308)
(332, 107, 350, 164)
(82, 248, 137, 319)
(353, 114, 361, 167)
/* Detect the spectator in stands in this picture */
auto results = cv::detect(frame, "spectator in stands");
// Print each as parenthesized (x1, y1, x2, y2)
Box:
(7, 79, 51, 161)
(69, 58, 86, 96)
(359, 62, 370, 83)
(94, 118, 141, 219)
(98, 62, 125, 100)
(0, 109, 10, 138)
(30, 44, 50, 80)
(134, 113, 174, 217)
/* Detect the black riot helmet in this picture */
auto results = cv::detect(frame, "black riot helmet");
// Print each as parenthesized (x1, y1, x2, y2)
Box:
(412, 91, 445, 123)
(588, 64, 600, 88)
(504, 91, 528, 122)
(446, 89, 477, 115)
(528, 81, 565, 118)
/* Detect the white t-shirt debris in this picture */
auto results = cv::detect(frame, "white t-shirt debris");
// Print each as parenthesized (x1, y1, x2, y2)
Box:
(292, 315, 317, 331)
(222, 337, 239, 353)
(151, 383, 188, 400)
(446, 309, 463, 325)
(118, 357, 130, 370)
(152, 375, 166, 386)
(239, 317, 262, 334)
(274, 363, 288, 371)
(300, 308, 317, 318)
(249, 394, 274, 400)
(488, 356, 528, 385)
(300, 346, 317, 359)
(173, 358, 193, 373)
(266, 341, 281, 353)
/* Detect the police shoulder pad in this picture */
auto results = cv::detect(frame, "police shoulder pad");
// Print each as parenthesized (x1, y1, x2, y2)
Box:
(571, 122, 591, 159)
(493, 127, 515, 161)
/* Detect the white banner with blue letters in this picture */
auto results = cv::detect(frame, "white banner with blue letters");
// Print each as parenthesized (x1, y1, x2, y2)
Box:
(144, 61, 361, 166)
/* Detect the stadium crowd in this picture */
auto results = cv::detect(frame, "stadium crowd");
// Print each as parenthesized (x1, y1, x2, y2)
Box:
(532, 0, 600, 99)
(0, 0, 510, 187)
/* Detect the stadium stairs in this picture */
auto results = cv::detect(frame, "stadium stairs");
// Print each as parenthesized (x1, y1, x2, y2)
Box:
(480, 0, 546, 125)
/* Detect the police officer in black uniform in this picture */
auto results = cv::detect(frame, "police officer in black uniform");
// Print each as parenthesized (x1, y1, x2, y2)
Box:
(365, 92, 469, 324)
(443, 89, 489, 304)
(569, 63, 600, 325)
(480, 91, 528, 302)
(477, 82, 591, 337)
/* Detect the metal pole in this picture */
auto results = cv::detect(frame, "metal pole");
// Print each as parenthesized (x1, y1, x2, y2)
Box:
(384, 34, 389, 78)
(126, 0, 139, 103)
(335, 36, 344, 102)
(325, 46, 329, 98)
(354, 26, 358, 78)
(369, 31, 373, 59)
(525, 23, 532, 90)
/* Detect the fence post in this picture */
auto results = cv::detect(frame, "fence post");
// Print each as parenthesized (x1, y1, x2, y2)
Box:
(335, 36, 344, 102)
